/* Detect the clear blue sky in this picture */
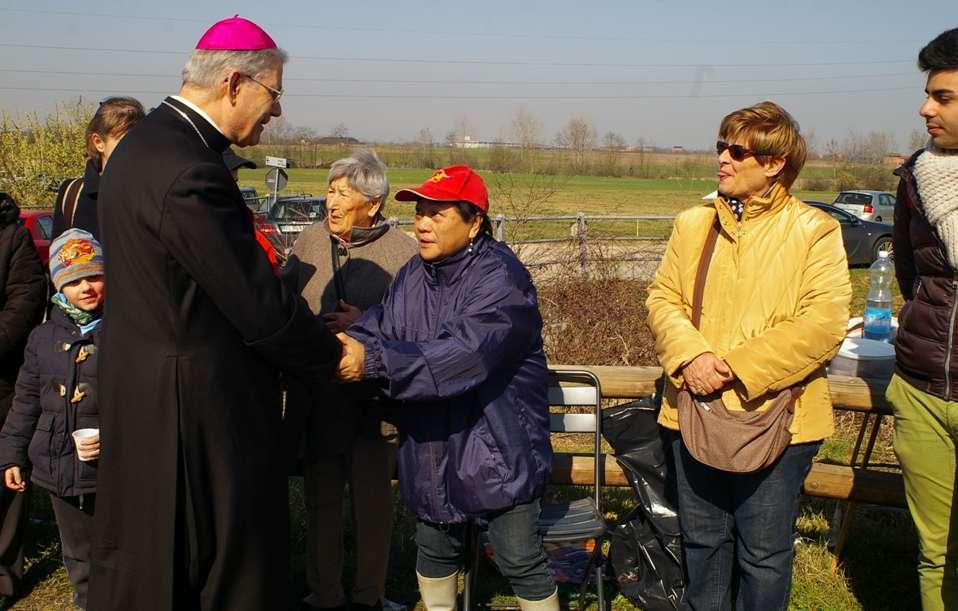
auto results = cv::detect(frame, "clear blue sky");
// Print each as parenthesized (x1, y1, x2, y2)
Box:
(1, 1, 956, 151)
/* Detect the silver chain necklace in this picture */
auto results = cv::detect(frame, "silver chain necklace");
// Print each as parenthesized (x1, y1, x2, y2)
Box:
(162, 100, 210, 149)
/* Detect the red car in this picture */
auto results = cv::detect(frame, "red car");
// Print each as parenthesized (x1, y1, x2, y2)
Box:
(18, 209, 54, 267)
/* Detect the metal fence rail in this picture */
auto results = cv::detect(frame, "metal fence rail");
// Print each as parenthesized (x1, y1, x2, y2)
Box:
(389, 213, 676, 277)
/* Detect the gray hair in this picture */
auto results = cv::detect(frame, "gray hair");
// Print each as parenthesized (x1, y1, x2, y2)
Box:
(181, 48, 288, 88)
(327, 150, 390, 212)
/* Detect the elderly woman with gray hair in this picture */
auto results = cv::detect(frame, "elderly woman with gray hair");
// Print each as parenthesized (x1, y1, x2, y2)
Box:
(285, 149, 417, 611)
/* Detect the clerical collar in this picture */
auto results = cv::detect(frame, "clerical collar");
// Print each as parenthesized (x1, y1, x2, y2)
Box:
(170, 95, 225, 137)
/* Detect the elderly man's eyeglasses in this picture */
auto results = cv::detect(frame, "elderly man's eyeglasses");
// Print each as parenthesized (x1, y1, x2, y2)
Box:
(716, 141, 768, 162)
(243, 74, 283, 103)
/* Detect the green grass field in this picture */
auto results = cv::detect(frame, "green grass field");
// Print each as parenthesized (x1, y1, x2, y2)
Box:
(241, 166, 841, 243)
(8, 169, 914, 610)
(239, 166, 840, 220)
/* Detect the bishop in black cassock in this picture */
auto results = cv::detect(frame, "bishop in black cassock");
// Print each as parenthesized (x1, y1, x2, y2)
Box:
(88, 16, 340, 611)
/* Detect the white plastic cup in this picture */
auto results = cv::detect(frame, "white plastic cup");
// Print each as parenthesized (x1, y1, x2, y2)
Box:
(71, 428, 100, 462)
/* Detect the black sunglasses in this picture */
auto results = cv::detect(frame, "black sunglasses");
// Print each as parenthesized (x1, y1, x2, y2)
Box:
(716, 140, 768, 161)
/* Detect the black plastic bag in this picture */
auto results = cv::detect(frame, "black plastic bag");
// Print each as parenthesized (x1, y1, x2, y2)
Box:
(602, 399, 685, 609)
(609, 511, 684, 610)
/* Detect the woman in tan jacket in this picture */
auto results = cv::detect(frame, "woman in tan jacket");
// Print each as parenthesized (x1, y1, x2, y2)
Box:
(647, 101, 851, 610)
(285, 150, 418, 611)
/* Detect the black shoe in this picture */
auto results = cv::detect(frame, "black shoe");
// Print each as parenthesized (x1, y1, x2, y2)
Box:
(351, 602, 383, 611)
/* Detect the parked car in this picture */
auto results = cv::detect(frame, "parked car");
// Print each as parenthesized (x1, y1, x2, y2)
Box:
(805, 201, 893, 265)
(271, 195, 326, 248)
(18, 209, 54, 266)
(240, 186, 273, 215)
(251, 195, 326, 256)
(239, 186, 258, 204)
(832, 190, 896, 223)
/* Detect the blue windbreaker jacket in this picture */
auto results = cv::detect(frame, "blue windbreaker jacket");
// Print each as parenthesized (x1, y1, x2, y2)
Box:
(347, 233, 552, 524)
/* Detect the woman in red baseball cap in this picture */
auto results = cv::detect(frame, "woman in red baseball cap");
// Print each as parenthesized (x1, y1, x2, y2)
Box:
(337, 166, 558, 610)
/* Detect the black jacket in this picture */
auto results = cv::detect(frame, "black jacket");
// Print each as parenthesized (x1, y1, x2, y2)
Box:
(0, 199, 46, 420)
(893, 151, 958, 400)
(89, 96, 341, 611)
(53, 158, 102, 240)
(0, 308, 99, 497)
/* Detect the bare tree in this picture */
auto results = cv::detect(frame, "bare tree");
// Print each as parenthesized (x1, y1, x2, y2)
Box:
(554, 116, 596, 170)
(634, 136, 652, 176)
(803, 128, 819, 159)
(511, 106, 542, 150)
(840, 131, 864, 161)
(835, 129, 894, 163)
(450, 115, 475, 147)
(292, 125, 317, 142)
(601, 131, 626, 175)
(417, 127, 434, 146)
(862, 130, 894, 162)
(261, 116, 295, 144)
(823, 138, 843, 161)
(415, 127, 436, 168)
(909, 127, 928, 151)
(331, 123, 350, 139)
(261, 117, 318, 145)
(511, 106, 542, 170)
(602, 131, 626, 150)
(488, 172, 561, 257)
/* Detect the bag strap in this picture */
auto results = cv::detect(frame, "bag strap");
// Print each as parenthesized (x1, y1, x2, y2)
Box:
(329, 236, 348, 304)
(59, 178, 83, 230)
(55, 178, 76, 218)
(690, 214, 720, 329)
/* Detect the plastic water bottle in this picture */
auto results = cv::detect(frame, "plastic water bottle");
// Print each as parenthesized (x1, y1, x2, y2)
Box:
(863, 251, 894, 342)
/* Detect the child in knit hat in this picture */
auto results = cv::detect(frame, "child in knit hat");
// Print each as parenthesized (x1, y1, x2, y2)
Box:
(0, 228, 105, 609)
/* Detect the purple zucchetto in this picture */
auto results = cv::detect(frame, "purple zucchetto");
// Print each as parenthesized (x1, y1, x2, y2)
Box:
(194, 15, 277, 51)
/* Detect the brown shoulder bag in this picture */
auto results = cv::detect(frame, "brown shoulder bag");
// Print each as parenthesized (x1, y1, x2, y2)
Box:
(677, 215, 802, 473)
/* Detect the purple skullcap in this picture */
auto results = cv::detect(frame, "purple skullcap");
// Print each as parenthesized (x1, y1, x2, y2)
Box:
(194, 15, 277, 51)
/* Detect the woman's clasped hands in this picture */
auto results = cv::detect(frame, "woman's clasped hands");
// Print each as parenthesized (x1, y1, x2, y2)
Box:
(682, 352, 736, 396)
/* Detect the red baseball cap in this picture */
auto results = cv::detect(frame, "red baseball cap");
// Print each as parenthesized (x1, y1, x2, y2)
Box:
(395, 165, 489, 213)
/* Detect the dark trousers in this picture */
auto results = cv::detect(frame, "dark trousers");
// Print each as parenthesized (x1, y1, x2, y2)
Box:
(670, 436, 819, 611)
(303, 435, 397, 608)
(50, 493, 96, 609)
(415, 499, 555, 601)
(0, 485, 26, 598)
(0, 387, 26, 599)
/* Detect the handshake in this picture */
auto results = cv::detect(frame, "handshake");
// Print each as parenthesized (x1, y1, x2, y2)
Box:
(335, 332, 364, 382)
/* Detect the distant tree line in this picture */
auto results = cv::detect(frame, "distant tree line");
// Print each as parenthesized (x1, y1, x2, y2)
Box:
(0, 101, 913, 206)
(0, 102, 91, 206)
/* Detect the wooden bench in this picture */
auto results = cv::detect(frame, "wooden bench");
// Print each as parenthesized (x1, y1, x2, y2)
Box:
(546, 365, 906, 559)
(548, 453, 905, 508)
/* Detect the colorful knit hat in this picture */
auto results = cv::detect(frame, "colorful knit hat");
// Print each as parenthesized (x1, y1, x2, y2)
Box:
(49, 229, 104, 292)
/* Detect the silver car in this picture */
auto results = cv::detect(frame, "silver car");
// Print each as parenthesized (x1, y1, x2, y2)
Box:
(832, 190, 896, 224)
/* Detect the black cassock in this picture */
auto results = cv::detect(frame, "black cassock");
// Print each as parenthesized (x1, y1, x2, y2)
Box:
(88, 97, 340, 611)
